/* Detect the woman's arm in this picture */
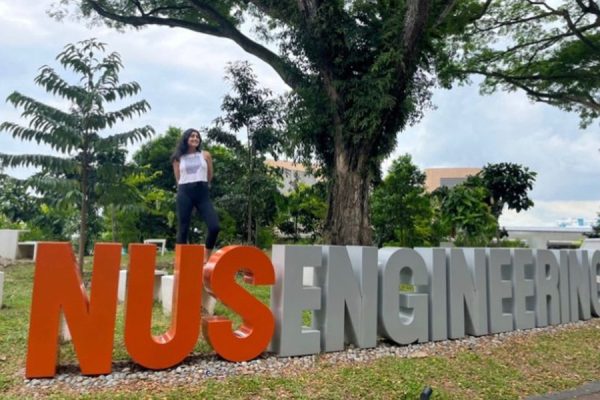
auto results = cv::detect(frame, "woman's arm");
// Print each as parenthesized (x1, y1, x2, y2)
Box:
(204, 151, 213, 183)
(172, 160, 180, 184)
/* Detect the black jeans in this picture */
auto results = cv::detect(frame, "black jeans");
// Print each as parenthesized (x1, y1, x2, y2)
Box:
(176, 182, 220, 249)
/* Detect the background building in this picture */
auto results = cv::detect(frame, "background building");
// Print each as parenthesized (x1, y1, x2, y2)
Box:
(424, 167, 481, 192)
(265, 159, 318, 195)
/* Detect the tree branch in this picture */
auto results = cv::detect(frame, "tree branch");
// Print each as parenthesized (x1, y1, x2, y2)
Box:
(86, 0, 306, 89)
(465, 68, 600, 113)
(560, 9, 600, 52)
(87, 1, 222, 34)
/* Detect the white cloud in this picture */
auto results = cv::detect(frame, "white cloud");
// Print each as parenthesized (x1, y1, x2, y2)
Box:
(500, 201, 599, 227)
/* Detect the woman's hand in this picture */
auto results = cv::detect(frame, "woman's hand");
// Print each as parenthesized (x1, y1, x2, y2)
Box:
(204, 151, 213, 183)
(172, 160, 180, 184)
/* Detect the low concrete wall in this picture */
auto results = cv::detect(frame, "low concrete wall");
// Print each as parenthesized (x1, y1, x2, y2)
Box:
(117, 270, 165, 303)
(505, 228, 589, 249)
(582, 238, 600, 250)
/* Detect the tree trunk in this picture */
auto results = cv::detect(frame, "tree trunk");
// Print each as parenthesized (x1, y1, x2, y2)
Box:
(78, 166, 88, 274)
(325, 148, 372, 245)
(247, 133, 252, 244)
(111, 205, 117, 242)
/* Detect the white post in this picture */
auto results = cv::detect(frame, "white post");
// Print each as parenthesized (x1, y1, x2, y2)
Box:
(117, 270, 127, 303)
(0, 271, 4, 309)
(161, 275, 174, 315)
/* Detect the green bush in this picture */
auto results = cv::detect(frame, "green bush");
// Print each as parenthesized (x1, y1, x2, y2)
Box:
(256, 226, 275, 249)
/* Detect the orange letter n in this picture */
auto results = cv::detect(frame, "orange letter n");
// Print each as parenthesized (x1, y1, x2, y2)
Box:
(26, 243, 121, 378)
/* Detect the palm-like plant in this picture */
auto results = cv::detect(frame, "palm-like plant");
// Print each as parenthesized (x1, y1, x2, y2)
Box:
(0, 38, 154, 271)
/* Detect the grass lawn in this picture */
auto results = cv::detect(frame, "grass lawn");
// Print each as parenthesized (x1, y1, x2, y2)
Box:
(1, 253, 600, 399)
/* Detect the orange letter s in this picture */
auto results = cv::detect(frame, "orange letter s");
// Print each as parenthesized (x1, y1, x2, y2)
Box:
(203, 246, 275, 362)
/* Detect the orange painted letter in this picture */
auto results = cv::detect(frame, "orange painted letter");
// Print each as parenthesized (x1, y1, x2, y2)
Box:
(203, 246, 275, 362)
(26, 243, 121, 378)
(124, 244, 203, 369)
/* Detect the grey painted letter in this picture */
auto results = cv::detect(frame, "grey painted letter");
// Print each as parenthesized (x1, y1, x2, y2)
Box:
(568, 250, 591, 321)
(378, 248, 429, 345)
(487, 248, 513, 334)
(416, 248, 448, 341)
(315, 246, 378, 352)
(590, 251, 600, 317)
(271, 245, 322, 356)
(448, 248, 488, 338)
(513, 249, 536, 330)
(559, 251, 571, 324)
(534, 250, 561, 327)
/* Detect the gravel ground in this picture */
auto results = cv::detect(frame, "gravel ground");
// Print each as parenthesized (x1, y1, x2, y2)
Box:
(14, 319, 599, 396)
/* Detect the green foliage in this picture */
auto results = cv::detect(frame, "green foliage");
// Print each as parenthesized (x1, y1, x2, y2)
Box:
(103, 127, 181, 247)
(491, 238, 529, 248)
(0, 172, 37, 224)
(215, 209, 238, 245)
(133, 127, 181, 192)
(0, 171, 79, 242)
(278, 182, 327, 243)
(0, 39, 153, 266)
(447, 0, 600, 127)
(586, 213, 600, 239)
(471, 163, 537, 220)
(440, 184, 498, 247)
(208, 62, 284, 245)
(0, 212, 24, 230)
(256, 226, 275, 249)
(371, 155, 434, 247)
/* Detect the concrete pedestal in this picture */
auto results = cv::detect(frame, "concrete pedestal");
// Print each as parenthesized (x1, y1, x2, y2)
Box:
(0, 230, 21, 260)
(60, 314, 71, 343)
(160, 274, 216, 316)
(582, 239, 600, 250)
(161, 275, 174, 315)
(117, 270, 128, 303)
(143, 239, 167, 256)
(118, 269, 166, 303)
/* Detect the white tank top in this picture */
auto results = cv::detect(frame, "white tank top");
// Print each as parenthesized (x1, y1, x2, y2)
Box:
(178, 152, 208, 184)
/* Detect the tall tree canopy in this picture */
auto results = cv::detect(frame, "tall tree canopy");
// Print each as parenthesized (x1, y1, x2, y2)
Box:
(0, 39, 153, 269)
(371, 154, 433, 247)
(448, 0, 600, 127)
(464, 162, 537, 221)
(208, 61, 283, 245)
(54, 0, 600, 244)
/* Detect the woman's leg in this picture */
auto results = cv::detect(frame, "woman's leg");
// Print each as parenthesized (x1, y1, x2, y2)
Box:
(195, 183, 220, 315)
(175, 186, 194, 244)
(196, 186, 220, 262)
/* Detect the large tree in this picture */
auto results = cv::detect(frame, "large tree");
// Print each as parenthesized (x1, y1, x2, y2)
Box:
(54, 1, 600, 244)
(0, 39, 153, 270)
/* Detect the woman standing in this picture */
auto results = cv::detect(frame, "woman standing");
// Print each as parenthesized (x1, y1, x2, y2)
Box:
(172, 129, 220, 315)
(171, 128, 220, 262)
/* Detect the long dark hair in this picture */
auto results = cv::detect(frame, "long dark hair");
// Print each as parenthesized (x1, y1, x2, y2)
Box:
(171, 128, 202, 162)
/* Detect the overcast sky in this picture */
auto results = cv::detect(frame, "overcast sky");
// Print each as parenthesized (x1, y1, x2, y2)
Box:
(1, 1, 598, 228)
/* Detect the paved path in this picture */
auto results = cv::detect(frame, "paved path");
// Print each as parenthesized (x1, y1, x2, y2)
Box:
(526, 382, 600, 400)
